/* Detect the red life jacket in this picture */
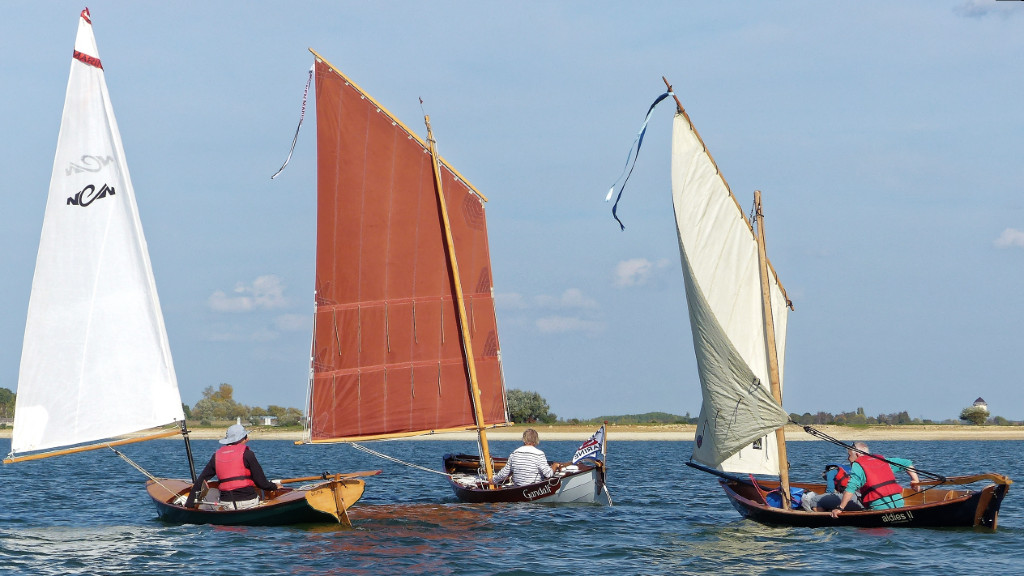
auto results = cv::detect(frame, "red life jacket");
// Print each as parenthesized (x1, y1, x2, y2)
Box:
(215, 444, 255, 491)
(856, 454, 903, 504)
(833, 466, 850, 493)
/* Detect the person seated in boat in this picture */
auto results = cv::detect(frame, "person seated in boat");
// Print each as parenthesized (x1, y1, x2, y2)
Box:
(800, 463, 863, 512)
(830, 441, 920, 518)
(488, 428, 560, 487)
(184, 424, 281, 510)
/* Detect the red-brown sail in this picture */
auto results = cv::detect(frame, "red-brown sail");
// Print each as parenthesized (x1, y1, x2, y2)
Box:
(307, 54, 508, 442)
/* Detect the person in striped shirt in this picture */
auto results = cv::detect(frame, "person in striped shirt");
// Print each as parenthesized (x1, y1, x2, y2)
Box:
(490, 428, 561, 487)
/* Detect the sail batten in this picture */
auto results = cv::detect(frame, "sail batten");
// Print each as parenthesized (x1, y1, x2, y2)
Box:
(672, 110, 790, 476)
(9, 9, 184, 459)
(307, 53, 509, 443)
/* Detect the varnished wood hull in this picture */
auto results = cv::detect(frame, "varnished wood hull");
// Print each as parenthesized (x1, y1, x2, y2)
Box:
(146, 477, 366, 526)
(443, 453, 612, 505)
(719, 478, 1009, 529)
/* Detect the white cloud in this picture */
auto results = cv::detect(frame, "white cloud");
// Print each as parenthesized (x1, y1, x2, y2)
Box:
(274, 314, 310, 332)
(558, 288, 598, 309)
(498, 289, 602, 335)
(954, 1, 1017, 19)
(614, 258, 670, 287)
(208, 275, 290, 312)
(499, 289, 598, 310)
(994, 228, 1024, 249)
(495, 292, 529, 309)
(535, 315, 605, 334)
(535, 288, 598, 309)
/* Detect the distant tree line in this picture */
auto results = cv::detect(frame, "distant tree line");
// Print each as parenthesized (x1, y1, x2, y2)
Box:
(507, 391, 1023, 428)
(2, 384, 1019, 428)
(789, 407, 923, 426)
(0, 387, 15, 422)
(570, 412, 697, 425)
(791, 405, 1020, 426)
(188, 383, 303, 427)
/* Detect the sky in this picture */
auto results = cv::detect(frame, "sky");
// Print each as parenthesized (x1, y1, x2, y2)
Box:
(1, 1, 1021, 423)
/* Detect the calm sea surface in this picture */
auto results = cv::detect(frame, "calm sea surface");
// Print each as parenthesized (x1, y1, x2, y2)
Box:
(1, 437, 1021, 575)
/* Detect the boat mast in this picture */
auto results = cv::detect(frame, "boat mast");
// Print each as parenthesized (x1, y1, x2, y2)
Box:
(423, 115, 495, 482)
(754, 190, 791, 507)
(180, 420, 197, 483)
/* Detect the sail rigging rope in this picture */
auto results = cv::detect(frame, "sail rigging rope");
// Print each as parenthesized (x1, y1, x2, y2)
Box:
(270, 65, 314, 180)
(798, 424, 947, 483)
(107, 446, 181, 496)
(349, 442, 451, 477)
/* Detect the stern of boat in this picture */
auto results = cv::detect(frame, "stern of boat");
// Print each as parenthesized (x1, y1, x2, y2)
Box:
(977, 481, 1010, 529)
(304, 479, 367, 526)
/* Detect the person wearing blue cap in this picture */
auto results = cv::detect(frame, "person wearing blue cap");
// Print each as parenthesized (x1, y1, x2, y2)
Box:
(184, 424, 281, 509)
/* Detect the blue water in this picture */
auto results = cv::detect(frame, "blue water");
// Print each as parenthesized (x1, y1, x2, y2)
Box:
(1, 437, 1021, 575)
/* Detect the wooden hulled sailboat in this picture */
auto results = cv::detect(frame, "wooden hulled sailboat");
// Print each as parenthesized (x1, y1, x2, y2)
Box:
(4, 9, 371, 527)
(300, 50, 610, 505)
(612, 78, 1011, 528)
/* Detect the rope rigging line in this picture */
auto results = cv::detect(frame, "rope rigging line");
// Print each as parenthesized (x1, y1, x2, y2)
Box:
(107, 446, 180, 495)
(349, 442, 451, 477)
(798, 424, 947, 482)
(270, 65, 314, 180)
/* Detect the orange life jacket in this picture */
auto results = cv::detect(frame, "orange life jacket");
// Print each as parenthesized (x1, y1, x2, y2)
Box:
(856, 454, 903, 504)
(215, 444, 255, 492)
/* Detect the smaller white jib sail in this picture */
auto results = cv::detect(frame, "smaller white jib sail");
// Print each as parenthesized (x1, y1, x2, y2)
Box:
(9, 9, 183, 458)
(671, 110, 790, 476)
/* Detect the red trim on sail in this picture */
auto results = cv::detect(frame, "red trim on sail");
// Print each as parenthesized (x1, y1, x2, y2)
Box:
(73, 50, 102, 69)
(81, 8, 92, 24)
(309, 59, 507, 442)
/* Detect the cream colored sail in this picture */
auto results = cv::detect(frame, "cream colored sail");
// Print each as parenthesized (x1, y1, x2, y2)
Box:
(9, 10, 183, 458)
(672, 112, 790, 475)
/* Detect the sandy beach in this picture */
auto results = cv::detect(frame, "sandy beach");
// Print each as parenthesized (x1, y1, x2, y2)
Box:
(7, 423, 1022, 442)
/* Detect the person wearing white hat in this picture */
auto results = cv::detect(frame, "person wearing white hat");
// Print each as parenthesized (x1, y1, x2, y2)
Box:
(184, 424, 281, 509)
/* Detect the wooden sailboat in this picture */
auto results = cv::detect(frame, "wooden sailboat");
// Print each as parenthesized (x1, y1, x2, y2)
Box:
(146, 470, 375, 526)
(3, 9, 372, 527)
(301, 50, 610, 505)
(613, 78, 1011, 528)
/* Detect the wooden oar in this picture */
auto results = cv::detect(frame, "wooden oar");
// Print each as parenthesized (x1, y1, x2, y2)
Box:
(274, 470, 382, 484)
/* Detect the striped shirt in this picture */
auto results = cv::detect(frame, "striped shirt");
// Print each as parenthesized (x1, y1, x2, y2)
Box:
(492, 445, 554, 486)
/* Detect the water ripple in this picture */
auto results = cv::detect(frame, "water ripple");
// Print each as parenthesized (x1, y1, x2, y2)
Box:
(0, 438, 1020, 574)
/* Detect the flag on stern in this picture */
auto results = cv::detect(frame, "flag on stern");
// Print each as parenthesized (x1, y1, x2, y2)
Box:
(571, 425, 606, 464)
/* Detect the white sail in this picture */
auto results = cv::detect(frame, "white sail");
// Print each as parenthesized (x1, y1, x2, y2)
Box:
(672, 112, 790, 475)
(10, 10, 184, 457)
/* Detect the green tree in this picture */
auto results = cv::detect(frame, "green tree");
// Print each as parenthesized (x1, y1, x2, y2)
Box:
(192, 383, 250, 422)
(280, 407, 304, 426)
(266, 405, 304, 426)
(960, 405, 988, 426)
(506, 389, 556, 424)
(0, 387, 15, 419)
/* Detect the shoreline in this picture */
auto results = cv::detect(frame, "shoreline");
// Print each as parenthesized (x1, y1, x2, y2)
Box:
(5, 424, 1024, 442)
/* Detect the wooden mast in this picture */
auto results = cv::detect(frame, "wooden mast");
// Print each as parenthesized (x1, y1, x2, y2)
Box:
(754, 189, 791, 507)
(424, 115, 495, 482)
